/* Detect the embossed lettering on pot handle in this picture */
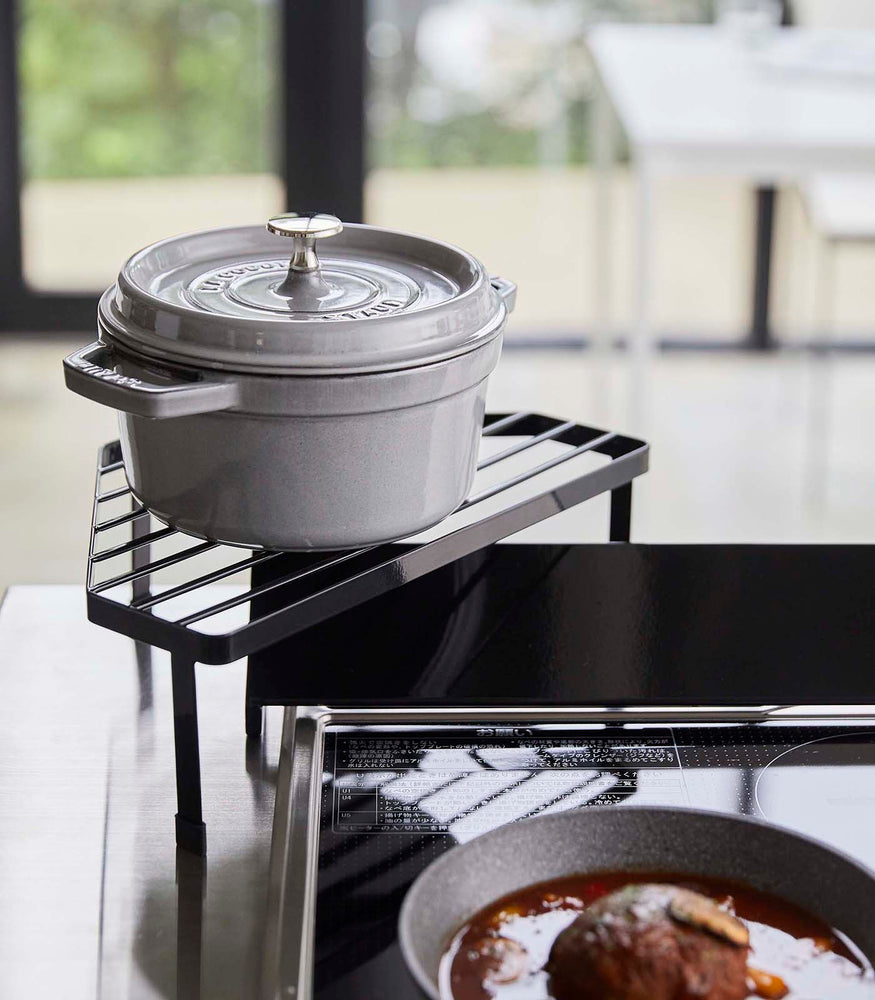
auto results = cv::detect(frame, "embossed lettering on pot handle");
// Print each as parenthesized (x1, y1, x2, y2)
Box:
(63, 342, 239, 419)
(490, 276, 517, 314)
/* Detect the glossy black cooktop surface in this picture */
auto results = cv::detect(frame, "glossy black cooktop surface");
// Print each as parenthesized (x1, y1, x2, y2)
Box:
(311, 718, 875, 999)
(250, 543, 875, 706)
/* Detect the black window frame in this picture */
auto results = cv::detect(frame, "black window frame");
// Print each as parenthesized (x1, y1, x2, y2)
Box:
(0, 0, 365, 333)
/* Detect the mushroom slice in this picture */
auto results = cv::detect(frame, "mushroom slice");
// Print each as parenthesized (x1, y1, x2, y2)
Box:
(668, 889, 750, 947)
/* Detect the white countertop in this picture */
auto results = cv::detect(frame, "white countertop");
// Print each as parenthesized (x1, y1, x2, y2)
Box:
(0, 586, 278, 1000)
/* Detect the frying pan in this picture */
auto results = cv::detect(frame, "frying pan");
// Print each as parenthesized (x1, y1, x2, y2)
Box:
(398, 806, 875, 999)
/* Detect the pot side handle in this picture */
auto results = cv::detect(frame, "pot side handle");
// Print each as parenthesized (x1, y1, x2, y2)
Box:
(490, 276, 517, 314)
(63, 342, 238, 418)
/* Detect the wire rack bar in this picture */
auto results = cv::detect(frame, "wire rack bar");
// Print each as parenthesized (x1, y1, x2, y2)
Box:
(91, 525, 177, 564)
(85, 413, 648, 664)
(462, 431, 615, 507)
(479, 411, 530, 436)
(476, 419, 577, 471)
(97, 484, 132, 504)
(93, 541, 221, 594)
(132, 551, 285, 611)
(176, 548, 375, 627)
(93, 505, 148, 533)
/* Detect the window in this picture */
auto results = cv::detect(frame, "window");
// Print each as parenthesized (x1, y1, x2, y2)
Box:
(18, 0, 282, 293)
(0, 1, 364, 331)
(364, 0, 713, 342)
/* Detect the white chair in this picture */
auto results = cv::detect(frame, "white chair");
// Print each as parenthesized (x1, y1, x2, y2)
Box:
(801, 172, 875, 502)
(806, 172, 875, 244)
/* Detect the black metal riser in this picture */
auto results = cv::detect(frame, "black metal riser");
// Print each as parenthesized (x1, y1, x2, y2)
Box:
(86, 413, 648, 853)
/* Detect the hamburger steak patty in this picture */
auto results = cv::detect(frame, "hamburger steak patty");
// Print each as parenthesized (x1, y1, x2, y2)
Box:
(547, 883, 750, 1000)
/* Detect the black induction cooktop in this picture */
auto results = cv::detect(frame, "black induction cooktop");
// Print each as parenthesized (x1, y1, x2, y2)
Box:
(256, 543, 875, 997)
(306, 715, 875, 998)
(249, 543, 875, 706)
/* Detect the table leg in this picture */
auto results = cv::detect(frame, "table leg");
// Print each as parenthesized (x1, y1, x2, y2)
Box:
(751, 186, 777, 349)
(804, 234, 836, 506)
(750, 0, 795, 349)
(592, 76, 616, 422)
(629, 165, 655, 431)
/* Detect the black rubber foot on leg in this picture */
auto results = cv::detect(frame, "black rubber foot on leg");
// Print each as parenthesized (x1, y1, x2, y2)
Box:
(176, 813, 207, 856)
(245, 704, 263, 739)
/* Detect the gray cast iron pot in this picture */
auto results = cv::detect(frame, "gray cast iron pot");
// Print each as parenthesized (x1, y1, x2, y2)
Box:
(63, 219, 515, 550)
(398, 805, 875, 999)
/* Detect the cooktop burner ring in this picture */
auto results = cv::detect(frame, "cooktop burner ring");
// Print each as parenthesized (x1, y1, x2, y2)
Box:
(754, 729, 875, 863)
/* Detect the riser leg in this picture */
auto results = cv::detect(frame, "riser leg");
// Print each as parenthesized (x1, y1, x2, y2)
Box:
(171, 655, 207, 855)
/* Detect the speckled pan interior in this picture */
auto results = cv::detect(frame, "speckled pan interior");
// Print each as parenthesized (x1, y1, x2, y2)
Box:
(398, 805, 875, 999)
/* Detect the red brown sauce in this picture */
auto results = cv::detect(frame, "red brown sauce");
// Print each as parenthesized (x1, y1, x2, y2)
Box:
(441, 871, 871, 1000)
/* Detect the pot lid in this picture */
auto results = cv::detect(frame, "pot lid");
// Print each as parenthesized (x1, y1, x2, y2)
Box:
(99, 214, 512, 375)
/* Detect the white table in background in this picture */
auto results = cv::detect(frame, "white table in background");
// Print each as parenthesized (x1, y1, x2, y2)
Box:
(586, 24, 875, 424)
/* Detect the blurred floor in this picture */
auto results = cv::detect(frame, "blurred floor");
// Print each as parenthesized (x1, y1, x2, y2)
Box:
(1, 337, 872, 595)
